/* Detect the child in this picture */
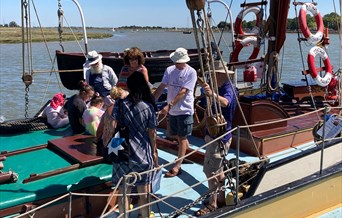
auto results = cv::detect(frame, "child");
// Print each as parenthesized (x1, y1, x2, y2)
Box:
(43, 93, 69, 128)
(82, 94, 104, 136)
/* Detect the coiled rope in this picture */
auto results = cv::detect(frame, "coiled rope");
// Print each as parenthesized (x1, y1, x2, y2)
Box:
(0, 117, 49, 134)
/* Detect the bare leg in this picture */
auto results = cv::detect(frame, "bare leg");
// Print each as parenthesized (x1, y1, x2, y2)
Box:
(174, 136, 188, 170)
(205, 170, 225, 208)
(137, 184, 150, 218)
(217, 175, 226, 207)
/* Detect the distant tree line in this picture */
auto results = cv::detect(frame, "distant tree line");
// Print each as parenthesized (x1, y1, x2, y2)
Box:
(3, 13, 340, 31)
(0, 21, 20, 27)
(217, 12, 341, 31)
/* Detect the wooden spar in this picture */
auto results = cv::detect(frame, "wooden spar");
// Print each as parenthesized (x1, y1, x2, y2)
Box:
(227, 57, 264, 67)
(240, 1, 268, 7)
(22, 164, 80, 184)
(302, 66, 334, 75)
(0, 144, 48, 157)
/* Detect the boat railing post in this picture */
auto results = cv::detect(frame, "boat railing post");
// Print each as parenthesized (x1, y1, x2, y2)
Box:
(319, 106, 327, 174)
(123, 175, 128, 218)
(68, 192, 72, 218)
(235, 126, 240, 205)
(71, 0, 88, 53)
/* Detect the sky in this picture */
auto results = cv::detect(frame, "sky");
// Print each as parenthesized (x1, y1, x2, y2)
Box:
(0, 0, 340, 28)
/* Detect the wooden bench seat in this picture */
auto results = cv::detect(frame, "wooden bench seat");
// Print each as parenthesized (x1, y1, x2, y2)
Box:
(48, 135, 103, 166)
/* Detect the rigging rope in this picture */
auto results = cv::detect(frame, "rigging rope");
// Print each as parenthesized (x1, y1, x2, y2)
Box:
(57, 0, 64, 52)
(22, 0, 33, 118)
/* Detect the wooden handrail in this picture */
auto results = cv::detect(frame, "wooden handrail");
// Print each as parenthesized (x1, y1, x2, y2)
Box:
(1, 144, 47, 157)
(23, 164, 80, 184)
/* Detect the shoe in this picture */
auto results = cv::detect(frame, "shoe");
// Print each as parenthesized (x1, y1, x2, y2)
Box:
(164, 168, 182, 178)
(194, 203, 216, 217)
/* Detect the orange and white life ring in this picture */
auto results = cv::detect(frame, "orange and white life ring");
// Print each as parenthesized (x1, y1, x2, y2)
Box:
(307, 46, 333, 87)
(234, 6, 263, 36)
(299, 3, 324, 45)
(231, 36, 260, 64)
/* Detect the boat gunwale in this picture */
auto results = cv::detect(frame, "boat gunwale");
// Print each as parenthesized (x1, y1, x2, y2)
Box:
(204, 161, 342, 218)
(244, 138, 342, 198)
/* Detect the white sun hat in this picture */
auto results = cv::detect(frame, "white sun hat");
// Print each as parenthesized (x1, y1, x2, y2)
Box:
(86, 50, 102, 65)
(170, 47, 190, 63)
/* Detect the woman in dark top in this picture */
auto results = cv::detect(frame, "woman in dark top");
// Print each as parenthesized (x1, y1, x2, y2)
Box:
(67, 80, 95, 134)
(105, 71, 158, 217)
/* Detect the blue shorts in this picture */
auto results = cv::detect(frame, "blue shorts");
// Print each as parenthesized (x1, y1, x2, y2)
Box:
(169, 115, 193, 137)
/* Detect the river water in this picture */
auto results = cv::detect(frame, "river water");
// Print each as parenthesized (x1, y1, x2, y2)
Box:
(0, 31, 340, 120)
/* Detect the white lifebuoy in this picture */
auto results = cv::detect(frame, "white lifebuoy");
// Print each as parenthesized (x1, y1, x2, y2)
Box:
(307, 46, 333, 87)
(234, 6, 263, 36)
(299, 3, 324, 45)
(231, 36, 260, 65)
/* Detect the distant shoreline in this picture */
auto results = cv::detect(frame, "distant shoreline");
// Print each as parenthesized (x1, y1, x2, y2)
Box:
(0, 26, 193, 44)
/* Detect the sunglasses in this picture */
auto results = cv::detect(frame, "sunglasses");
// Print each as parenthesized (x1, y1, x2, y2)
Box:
(129, 57, 138, 61)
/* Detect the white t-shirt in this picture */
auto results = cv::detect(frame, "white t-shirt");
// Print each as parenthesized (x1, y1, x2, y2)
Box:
(161, 64, 197, 116)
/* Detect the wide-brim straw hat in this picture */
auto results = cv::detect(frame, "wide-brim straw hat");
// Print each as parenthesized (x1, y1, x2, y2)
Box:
(213, 60, 234, 74)
(170, 47, 190, 63)
(86, 50, 102, 65)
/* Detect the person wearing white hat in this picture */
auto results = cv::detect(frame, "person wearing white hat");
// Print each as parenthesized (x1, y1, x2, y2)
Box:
(84, 51, 118, 106)
(153, 47, 197, 178)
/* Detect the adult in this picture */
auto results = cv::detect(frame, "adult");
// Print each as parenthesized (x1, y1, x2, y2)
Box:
(195, 61, 238, 216)
(67, 80, 95, 135)
(104, 71, 158, 217)
(117, 47, 149, 90)
(43, 93, 69, 128)
(96, 86, 128, 162)
(153, 47, 197, 177)
(85, 50, 118, 105)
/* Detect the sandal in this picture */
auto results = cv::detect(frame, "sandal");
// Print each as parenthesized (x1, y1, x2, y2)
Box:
(194, 203, 216, 216)
(164, 168, 182, 178)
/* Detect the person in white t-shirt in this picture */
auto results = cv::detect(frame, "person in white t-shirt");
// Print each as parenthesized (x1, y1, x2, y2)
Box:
(153, 47, 197, 178)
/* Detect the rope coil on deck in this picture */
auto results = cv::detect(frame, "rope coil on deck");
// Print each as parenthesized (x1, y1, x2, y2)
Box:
(0, 117, 50, 134)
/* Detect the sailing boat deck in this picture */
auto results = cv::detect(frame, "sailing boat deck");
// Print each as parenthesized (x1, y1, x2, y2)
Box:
(0, 126, 259, 217)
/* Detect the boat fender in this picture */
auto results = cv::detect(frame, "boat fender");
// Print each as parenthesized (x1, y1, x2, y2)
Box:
(307, 46, 333, 87)
(234, 6, 263, 36)
(243, 65, 257, 82)
(299, 3, 324, 45)
(231, 36, 260, 65)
